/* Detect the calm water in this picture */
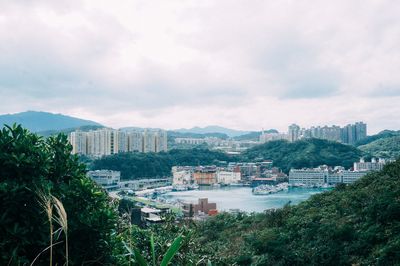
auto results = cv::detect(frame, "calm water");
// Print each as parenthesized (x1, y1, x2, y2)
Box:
(160, 187, 330, 212)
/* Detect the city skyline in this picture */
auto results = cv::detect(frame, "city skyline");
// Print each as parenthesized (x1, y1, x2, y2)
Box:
(1, 1, 400, 134)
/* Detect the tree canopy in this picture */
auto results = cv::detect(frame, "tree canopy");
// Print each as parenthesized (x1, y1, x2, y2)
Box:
(0, 125, 118, 265)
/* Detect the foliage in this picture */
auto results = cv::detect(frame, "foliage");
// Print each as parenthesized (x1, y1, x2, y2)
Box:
(193, 160, 400, 265)
(358, 135, 400, 159)
(355, 130, 400, 147)
(242, 138, 364, 173)
(233, 129, 278, 141)
(0, 124, 118, 265)
(92, 149, 237, 179)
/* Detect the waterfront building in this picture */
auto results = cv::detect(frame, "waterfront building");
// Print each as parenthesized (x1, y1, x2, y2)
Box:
(289, 168, 329, 185)
(216, 170, 241, 184)
(172, 166, 193, 185)
(87, 170, 120, 191)
(193, 166, 217, 185)
(119, 178, 171, 191)
(289, 157, 390, 186)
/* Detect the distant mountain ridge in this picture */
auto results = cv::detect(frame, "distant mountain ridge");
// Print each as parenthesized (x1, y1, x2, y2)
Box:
(175, 125, 252, 137)
(0, 111, 102, 132)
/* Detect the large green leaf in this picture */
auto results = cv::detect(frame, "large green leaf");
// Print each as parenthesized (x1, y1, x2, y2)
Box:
(160, 236, 182, 266)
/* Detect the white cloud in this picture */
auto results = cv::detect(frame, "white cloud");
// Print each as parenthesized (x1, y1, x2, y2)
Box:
(0, 0, 400, 134)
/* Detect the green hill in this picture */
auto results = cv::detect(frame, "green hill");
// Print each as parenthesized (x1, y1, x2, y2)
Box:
(92, 149, 237, 179)
(359, 135, 400, 159)
(242, 138, 364, 172)
(355, 130, 400, 147)
(194, 159, 400, 265)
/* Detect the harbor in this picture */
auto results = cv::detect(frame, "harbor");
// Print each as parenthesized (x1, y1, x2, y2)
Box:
(157, 186, 331, 213)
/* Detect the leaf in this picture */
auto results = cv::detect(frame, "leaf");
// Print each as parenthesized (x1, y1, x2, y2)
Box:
(150, 233, 156, 266)
(123, 241, 148, 266)
(160, 236, 183, 266)
(207, 260, 213, 266)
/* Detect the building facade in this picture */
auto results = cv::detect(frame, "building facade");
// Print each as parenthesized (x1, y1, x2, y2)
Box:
(69, 128, 167, 156)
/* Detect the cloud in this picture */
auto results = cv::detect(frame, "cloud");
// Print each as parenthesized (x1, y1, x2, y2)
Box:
(0, 0, 400, 133)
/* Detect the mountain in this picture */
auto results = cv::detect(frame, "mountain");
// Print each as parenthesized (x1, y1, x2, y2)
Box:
(242, 138, 364, 173)
(358, 135, 400, 159)
(174, 126, 250, 137)
(0, 111, 102, 132)
(233, 129, 279, 141)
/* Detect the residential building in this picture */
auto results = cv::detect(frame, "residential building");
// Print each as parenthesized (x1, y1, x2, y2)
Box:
(354, 158, 389, 171)
(69, 130, 87, 155)
(69, 128, 167, 156)
(288, 124, 300, 142)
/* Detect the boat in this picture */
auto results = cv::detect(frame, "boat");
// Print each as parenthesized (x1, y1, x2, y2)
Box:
(172, 185, 188, 191)
(252, 183, 289, 195)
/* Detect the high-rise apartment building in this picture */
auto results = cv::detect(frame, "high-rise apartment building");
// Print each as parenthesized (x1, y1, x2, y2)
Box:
(69, 128, 167, 156)
(69, 131, 87, 155)
(288, 124, 300, 142)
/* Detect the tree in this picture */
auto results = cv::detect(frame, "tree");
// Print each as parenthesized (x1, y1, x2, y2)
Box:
(0, 125, 118, 265)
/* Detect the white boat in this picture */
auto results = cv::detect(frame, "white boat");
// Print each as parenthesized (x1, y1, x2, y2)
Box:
(252, 183, 288, 195)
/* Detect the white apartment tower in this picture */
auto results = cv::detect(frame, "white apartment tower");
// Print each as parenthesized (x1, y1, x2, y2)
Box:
(70, 128, 167, 156)
(69, 131, 87, 155)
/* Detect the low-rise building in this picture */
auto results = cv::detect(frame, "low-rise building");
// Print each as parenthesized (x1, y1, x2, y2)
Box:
(354, 158, 389, 171)
(216, 170, 241, 184)
(87, 170, 120, 191)
(193, 167, 217, 185)
(182, 198, 217, 217)
(172, 166, 193, 185)
(289, 168, 329, 185)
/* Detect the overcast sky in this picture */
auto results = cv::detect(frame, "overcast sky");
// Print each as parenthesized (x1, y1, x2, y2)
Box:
(1, 0, 400, 134)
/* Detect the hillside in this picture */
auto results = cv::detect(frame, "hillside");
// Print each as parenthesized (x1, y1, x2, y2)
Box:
(355, 130, 400, 146)
(174, 125, 249, 137)
(194, 159, 400, 265)
(242, 138, 363, 172)
(0, 111, 102, 132)
(91, 149, 237, 179)
(233, 129, 279, 141)
(359, 135, 400, 159)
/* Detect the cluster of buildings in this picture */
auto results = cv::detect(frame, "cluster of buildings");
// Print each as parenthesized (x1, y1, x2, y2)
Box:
(289, 158, 392, 186)
(172, 166, 241, 186)
(69, 128, 167, 157)
(172, 161, 288, 186)
(175, 137, 259, 154)
(260, 122, 367, 145)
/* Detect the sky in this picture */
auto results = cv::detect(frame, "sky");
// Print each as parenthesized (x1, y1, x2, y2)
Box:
(0, 0, 400, 134)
